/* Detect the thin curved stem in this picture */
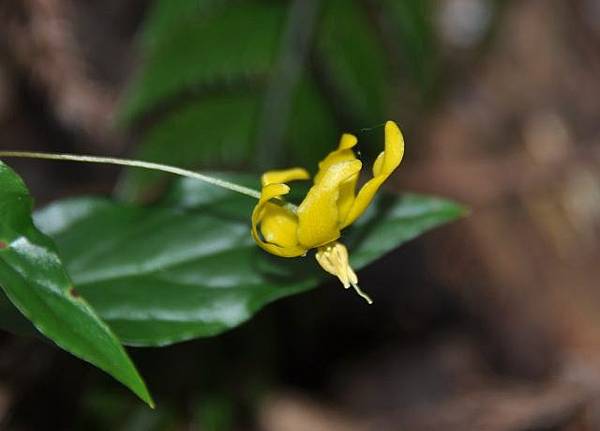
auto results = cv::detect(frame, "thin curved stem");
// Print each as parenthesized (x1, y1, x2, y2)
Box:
(0, 151, 262, 200)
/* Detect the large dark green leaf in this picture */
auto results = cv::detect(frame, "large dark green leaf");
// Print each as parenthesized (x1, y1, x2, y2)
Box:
(32, 174, 464, 347)
(117, 0, 407, 200)
(120, 1, 286, 123)
(116, 0, 292, 199)
(0, 161, 153, 407)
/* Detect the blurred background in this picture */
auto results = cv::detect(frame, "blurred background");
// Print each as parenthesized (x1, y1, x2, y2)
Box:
(2, 0, 600, 429)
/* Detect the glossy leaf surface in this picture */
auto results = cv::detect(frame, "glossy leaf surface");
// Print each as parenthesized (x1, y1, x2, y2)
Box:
(0, 162, 153, 406)
(33, 175, 465, 347)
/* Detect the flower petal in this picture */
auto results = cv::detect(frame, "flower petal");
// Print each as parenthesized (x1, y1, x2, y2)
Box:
(336, 173, 359, 224)
(260, 204, 300, 248)
(251, 183, 306, 257)
(297, 160, 362, 248)
(342, 121, 404, 228)
(314, 133, 360, 223)
(261, 167, 310, 187)
(314, 133, 358, 184)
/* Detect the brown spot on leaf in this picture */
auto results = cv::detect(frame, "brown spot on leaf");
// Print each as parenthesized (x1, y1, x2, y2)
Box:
(0, 241, 7, 249)
(69, 287, 80, 298)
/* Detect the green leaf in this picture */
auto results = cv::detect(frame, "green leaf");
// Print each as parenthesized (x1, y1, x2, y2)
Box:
(315, 0, 388, 123)
(0, 288, 37, 337)
(0, 162, 153, 407)
(117, 0, 291, 199)
(117, 93, 260, 200)
(286, 76, 338, 170)
(117, 0, 398, 200)
(120, 1, 286, 123)
(31, 174, 464, 347)
(380, 0, 440, 98)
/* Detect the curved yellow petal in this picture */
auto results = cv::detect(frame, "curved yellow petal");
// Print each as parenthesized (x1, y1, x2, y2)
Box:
(374, 121, 403, 176)
(338, 133, 358, 150)
(251, 183, 306, 257)
(314, 134, 358, 184)
(252, 183, 289, 236)
(261, 167, 310, 187)
(297, 160, 362, 248)
(336, 172, 359, 223)
(260, 204, 300, 248)
(313, 133, 360, 222)
(342, 120, 404, 227)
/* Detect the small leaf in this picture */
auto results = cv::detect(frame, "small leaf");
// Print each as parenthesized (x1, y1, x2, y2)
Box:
(0, 162, 153, 407)
(31, 174, 464, 347)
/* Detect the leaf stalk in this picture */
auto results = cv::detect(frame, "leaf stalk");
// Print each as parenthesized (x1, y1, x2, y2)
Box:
(0, 151, 262, 200)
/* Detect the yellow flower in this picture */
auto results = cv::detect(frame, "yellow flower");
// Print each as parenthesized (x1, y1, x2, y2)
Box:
(251, 120, 404, 303)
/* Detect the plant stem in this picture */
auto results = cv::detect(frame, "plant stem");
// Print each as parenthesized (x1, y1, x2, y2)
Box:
(0, 151, 262, 200)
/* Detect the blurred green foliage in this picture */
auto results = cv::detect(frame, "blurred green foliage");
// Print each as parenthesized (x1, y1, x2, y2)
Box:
(117, 0, 440, 200)
(0, 0, 467, 411)
(30, 175, 464, 347)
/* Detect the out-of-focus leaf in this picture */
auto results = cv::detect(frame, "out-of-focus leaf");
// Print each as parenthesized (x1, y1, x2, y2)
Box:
(121, 1, 286, 123)
(0, 162, 153, 406)
(118, 0, 406, 201)
(314, 0, 388, 123)
(285, 76, 338, 170)
(137, 0, 218, 52)
(117, 94, 260, 200)
(380, 0, 439, 97)
(32, 174, 464, 347)
(196, 394, 235, 431)
(118, 0, 293, 199)
(118, 0, 446, 200)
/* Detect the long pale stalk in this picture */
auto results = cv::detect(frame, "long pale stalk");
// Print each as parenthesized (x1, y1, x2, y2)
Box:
(0, 151, 262, 200)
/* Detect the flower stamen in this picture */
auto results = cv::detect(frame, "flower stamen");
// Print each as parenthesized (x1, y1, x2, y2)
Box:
(316, 242, 373, 304)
